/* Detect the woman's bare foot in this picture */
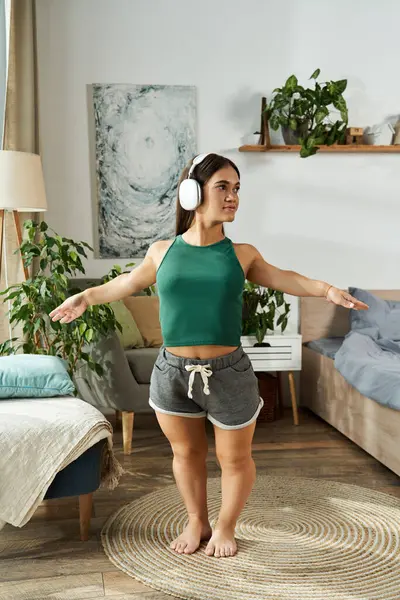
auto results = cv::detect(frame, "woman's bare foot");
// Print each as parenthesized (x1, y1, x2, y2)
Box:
(205, 525, 237, 558)
(170, 518, 212, 555)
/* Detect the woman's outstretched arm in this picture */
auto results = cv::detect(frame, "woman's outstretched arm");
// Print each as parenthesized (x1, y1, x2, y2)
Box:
(244, 244, 368, 311)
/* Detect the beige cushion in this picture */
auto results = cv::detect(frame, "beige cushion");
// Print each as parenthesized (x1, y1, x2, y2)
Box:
(110, 300, 144, 349)
(123, 296, 163, 348)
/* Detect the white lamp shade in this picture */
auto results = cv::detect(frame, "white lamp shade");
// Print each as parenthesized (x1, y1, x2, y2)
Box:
(0, 150, 48, 211)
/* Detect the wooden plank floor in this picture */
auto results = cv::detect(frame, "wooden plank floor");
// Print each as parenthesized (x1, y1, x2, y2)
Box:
(0, 407, 399, 599)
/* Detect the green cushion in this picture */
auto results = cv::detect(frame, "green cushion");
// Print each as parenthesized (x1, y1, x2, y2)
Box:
(0, 354, 75, 398)
(110, 300, 144, 349)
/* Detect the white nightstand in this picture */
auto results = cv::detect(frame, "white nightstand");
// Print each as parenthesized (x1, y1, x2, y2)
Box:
(241, 333, 302, 425)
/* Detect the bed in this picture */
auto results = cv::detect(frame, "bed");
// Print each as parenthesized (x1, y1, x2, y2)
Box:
(300, 290, 400, 478)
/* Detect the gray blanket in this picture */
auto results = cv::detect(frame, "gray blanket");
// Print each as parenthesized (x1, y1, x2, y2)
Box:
(334, 288, 400, 410)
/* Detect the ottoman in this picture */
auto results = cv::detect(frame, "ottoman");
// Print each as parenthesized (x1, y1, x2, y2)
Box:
(44, 439, 106, 541)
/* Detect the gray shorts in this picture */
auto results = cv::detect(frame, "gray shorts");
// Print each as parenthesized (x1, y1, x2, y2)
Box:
(149, 345, 264, 430)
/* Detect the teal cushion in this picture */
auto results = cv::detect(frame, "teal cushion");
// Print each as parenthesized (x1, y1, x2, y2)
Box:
(0, 354, 75, 398)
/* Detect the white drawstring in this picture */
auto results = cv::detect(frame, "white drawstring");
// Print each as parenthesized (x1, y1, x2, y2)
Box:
(185, 364, 213, 399)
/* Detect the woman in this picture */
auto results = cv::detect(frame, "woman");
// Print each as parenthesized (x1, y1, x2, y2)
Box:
(49, 153, 368, 559)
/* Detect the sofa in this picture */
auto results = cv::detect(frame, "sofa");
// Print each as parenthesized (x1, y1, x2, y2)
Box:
(69, 278, 159, 455)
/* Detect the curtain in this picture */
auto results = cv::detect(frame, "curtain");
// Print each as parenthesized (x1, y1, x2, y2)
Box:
(0, 0, 42, 344)
(0, 1, 6, 146)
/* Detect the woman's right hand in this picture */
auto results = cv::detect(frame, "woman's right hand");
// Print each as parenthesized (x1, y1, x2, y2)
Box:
(49, 292, 89, 324)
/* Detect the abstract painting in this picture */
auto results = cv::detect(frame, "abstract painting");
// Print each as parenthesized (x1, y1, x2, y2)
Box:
(92, 84, 197, 258)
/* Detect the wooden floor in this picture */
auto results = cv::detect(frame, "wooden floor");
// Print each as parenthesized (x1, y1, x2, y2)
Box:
(0, 407, 399, 600)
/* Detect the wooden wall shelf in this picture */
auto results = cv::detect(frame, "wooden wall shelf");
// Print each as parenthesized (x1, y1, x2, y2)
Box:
(239, 144, 400, 153)
(242, 97, 400, 154)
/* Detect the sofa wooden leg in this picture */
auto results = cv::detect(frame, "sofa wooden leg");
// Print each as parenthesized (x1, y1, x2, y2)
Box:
(79, 492, 93, 541)
(122, 411, 135, 455)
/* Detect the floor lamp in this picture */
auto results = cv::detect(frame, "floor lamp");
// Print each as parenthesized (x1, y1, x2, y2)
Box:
(0, 150, 48, 343)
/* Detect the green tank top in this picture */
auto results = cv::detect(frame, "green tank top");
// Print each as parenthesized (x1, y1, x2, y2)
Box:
(156, 234, 245, 347)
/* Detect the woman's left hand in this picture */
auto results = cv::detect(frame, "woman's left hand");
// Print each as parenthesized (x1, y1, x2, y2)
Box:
(326, 286, 369, 311)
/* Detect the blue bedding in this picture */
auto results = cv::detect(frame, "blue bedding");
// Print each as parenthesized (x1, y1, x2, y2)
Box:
(333, 288, 400, 410)
(305, 337, 345, 359)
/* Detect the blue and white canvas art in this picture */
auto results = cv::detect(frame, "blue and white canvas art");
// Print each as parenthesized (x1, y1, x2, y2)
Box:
(92, 84, 197, 258)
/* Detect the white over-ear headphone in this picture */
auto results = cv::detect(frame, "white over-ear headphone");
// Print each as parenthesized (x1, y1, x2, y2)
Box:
(178, 153, 211, 211)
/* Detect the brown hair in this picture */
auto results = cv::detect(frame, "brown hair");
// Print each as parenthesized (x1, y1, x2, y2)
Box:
(175, 153, 240, 236)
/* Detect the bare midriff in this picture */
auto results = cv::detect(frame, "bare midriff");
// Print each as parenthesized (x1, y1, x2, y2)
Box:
(165, 345, 239, 360)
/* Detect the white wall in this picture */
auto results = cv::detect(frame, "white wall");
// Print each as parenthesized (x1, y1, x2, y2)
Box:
(36, 0, 400, 334)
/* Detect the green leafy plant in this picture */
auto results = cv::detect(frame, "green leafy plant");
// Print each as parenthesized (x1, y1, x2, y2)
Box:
(0, 220, 154, 389)
(242, 281, 291, 346)
(265, 68, 348, 158)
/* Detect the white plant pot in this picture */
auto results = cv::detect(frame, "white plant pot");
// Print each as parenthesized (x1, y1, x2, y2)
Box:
(365, 132, 380, 145)
(377, 131, 393, 145)
(246, 133, 261, 145)
(365, 127, 394, 146)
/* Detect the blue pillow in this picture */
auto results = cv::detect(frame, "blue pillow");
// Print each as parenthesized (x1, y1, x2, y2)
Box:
(348, 288, 388, 329)
(348, 288, 400, 339)
(0, 354, 75, 398)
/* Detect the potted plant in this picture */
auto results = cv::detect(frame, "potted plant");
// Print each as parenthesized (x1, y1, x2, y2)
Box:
(242, 281, 290, 346)
(0, 219, 154, 385)
(265, 68, 349, 157)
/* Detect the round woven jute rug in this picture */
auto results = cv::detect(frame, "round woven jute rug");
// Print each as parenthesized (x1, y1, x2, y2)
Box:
(101, 475, 400, 600)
